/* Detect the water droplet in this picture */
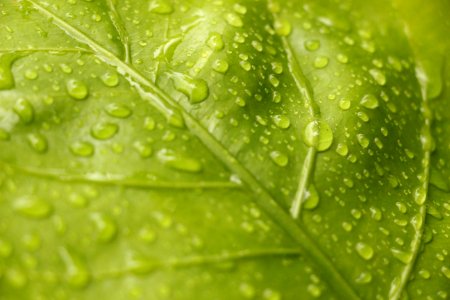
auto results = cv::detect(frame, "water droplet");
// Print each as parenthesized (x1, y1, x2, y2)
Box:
(274, 19, 292, 36)
(304, 184, 319, 210)
(357, 134, 370, 148)
(0, 55, 15, 90)
(271, 62, 283, 74)
(271, 115, 290, 129)
(355, 271, 373, 284)
(138, 226, 156, 243)
(105, 103, 132, 118)
(27, 133, 48, 153)
(356, 111, 370, 122)
(90, 213, 117, 243)
(262, 289, 281, 300)
(337, 53, 349, 64)
(339, 99, 351, 110)
(303, 120, 333, 152)
(212, 59, 229, 74)
(225, 13, 243, 27)
(360, 94, 379, 109)
(68, 193, 89, 208)
(148, 0, 174, 14)
(100, 71, 119, 87)
(24, 69, 38, 80)
(233, 3, 247, 14)
(304, 40, 320, 51)
(207, 33, 224, 51)
(70, 141, 94, 157)
(133, 141, 153, 158)
(66, 79, 89, 100)
(336, 143, 349, 156)
(59, 247, 91, 289)
(169, 72, 209, 104)
(240, 60, 252, 71)
(355, 242, 374, 260)
(14, 98, 34, 124)
(369, 68, 386, 86)
(313, 56, 329, 69)
(251, 40, 263, 52)
(91, 123, 119, 140)
(13, 196, 53, 219)
(307, 284, 321, 298)
(270, 150, 289, 167)
(414, 187, 427, 205)
(418, 269, 431, 279)
(441, 266, 450, 279)
(157, 149, 202, 173)
(391, 248, 413, 264)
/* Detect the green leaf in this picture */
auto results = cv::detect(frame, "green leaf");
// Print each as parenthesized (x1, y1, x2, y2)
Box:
(0, 0, 448, 299)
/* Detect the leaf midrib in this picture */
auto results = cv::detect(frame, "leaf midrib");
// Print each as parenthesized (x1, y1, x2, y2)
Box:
(25, 1, 358, 298)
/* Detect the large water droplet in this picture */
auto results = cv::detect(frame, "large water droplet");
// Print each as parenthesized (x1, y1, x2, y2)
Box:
(355, 242, 374, 260)
(270, 150, 289, 167)
(369, 69, 386, 86)
(14, 99, 34, 124)
(313, 56, 329, 69)
(169, 72, 209, 104)
(100, 71, 120, 87)
(212, 59, 229, 74)
(105, 103, 132, 118)
(157, 149, 202, 173)
(303, 120, 333, 151)
(391, 248, 412, 264)
(207, 33, 224, 51)
(27, 133, 48, 153)
(360, 94, 379, 109)
(274, 19, 292, 36)
(13, 196, 53, 219)
(66, 79, 89, 100)
(271, 115, 291, 129)
(91, 123, 119, 140)
(90, 213, 117, 243)
(59, 247, 91, 289)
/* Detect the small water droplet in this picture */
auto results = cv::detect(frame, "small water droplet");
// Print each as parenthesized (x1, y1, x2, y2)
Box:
(313, 56, 329, 69)
(0, 55, 15, 90)
(274, 19, 292, 36)
(271, 62, 283, 74)
(391, 248, 413, 264)
(13, 196, 53, 219)
(157, 149, 202, 173)
(270, 150, 289, 167)
(138, 226, 156, 243)
(239, 283, 256, 298)
(303, 120, 333, 151)
(148, 0, 174, 14)
(271, 114, 290, 129)
(304, 40, 320, 51)
(133, 141, 153, 158)
(212, 59, 229, 74)
(339, 99, 351, 110)
(59, 247, 91, 289)
(336, 143, 349, 156)
(355, 242, 374, 260)
(91, 123, 119, 140)
(304, 184, 319, 210)
(357, 134, 370, 148)
(105, 103, 132, 118)
(240, 60, 252, 71)
(27, 133, 48, 153)
(70, 141, 94, 157)
(207, 33, 224, 51)
(169, 72, 209, 104)
(225, 13, 243, 27)
(90, 213, 117, 243)
(14, 98, 34, 124)
(307, 284, 321, 298)
(66, 79, 89, 100)
(369, 69, 386, 86)
(24, 69, 38, 80)
(355, 271, 372, 284)
(414, 187, 427, 205)
(337, 53, 349, 64)
(100, 71, 120, 87)
(360, 94, 379, 109)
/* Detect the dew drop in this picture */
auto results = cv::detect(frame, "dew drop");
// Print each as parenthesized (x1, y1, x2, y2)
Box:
(441, 266, 450, 279)
(24, 69, 38, 80)
(274, 19, 292, 36)
(13, 196, 53, 219)
(207, 33, 224, 51)
(355, 271, 372, 284)
(212, 59, 229, 74)
(303, 120, 333, 152)
(336, 143, 349, 156)
(59, 247, 91, 289)
(27, 133, 48, 153)
(271, 62, 283, 74)
(148, 0, 174, 14)
(270, 150, 289, 167)
(391, 248, 413, 264)
(414, 187, 427, 205)
(271, 114, 291, 129)
(355, 242, 374, 260)
(91, 123, 119, 140)
(313, 56, 329, 69)
(369, 68, 386, 86)
(105, 103, 132, 118)
(169, 72, 209, 104)
(239, 283, 256, 298)
(138, 226, 156, 243)
(14, 98, 34, 124)
(339, 99, 351, 110)
(157, 149, 202, 173)
(357, 134, 370, 148)
(360, 94, 379, 109)
(240, 61, 252, 71)
(307, 284, 321, 298)
(70, 141, 94, 157)
(90, 213, 117, 243)
(66, 79, 89, 100)
(133, 141, 153, 158)
(304, 39, 320, 51)
(337, 53, 349, 64)
(100, 71, 120, 87)
(304, 184, 319, 210)
(225, 13, 243, 27)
